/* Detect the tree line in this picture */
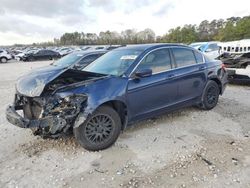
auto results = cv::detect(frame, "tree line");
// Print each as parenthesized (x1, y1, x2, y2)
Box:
(47, 15, 250, 46)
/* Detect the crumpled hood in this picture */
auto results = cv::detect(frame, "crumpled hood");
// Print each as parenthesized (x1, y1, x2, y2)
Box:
(16, 65, 68, 97)
(16, 65, 107, 97)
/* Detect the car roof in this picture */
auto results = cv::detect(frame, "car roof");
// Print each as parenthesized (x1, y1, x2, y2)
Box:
(113, 43, 189, 51)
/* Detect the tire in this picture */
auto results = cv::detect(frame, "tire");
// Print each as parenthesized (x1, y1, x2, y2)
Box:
(74, 105, 121, 151)
(199, 80, 220, 110)
(27, 57, 34, 62)
(0, 57, 8, 63)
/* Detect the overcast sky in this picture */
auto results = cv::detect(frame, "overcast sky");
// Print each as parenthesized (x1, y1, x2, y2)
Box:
(0, 0, 249, 45)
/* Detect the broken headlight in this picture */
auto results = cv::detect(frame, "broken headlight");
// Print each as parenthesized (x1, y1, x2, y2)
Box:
(45, 94, 87, 118)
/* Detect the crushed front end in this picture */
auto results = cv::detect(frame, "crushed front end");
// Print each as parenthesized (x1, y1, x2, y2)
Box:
(6, 68, 108, 137)
(6, 92, 87, 137)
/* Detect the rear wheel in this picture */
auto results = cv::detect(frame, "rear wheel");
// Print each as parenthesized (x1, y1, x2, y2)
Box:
(199, 80, 220, 110)
(0, 57, 7, 63)
(74, 106, 121, 151)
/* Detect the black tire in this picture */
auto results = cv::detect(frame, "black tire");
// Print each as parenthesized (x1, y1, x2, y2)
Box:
(27, 57, 34, 62)
(74, 105, 121, 151)
(199, 80, 220, 110)
(0, 57, 8, 63)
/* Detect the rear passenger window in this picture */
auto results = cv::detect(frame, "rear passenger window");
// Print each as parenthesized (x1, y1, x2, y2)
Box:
(194, 51, 204, 64)
(172, 48, 197, 67)
(136, 48, 172, 74)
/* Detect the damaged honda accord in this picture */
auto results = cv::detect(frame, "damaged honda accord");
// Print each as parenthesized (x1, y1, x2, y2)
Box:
(6, 44, 228, 151)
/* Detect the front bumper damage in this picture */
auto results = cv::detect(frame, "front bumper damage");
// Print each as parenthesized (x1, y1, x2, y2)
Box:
(6, 105, 66, 131)
(5, 93, 87, 136)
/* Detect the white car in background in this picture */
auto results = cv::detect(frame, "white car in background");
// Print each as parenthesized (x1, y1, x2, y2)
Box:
(190, 41, 220, 59)
(218, 39, 250, 83)
(58, 48, 74, 56)
(15, 49, 38, 61)
(0, 49, 12, 63)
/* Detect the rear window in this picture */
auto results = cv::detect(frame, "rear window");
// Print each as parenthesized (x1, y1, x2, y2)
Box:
(172, 48, 197, 67)
(194, 51, 204, 64)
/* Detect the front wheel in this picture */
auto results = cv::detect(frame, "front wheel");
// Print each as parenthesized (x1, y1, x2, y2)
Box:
(199, 80, 220, 110)
(0, 57, 8, 63)
(74, 106, 121, 151)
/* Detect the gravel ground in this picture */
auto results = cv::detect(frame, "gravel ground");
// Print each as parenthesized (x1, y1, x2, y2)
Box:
(0, 60, 250, 188)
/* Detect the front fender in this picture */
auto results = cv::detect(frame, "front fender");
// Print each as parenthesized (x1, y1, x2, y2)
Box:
(73, 77, 128, 128)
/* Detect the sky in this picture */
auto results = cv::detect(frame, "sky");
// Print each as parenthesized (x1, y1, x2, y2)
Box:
(0, 0, 249, 45)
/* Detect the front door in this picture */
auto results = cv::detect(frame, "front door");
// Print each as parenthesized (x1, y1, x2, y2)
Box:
(127, 48, 178, 120)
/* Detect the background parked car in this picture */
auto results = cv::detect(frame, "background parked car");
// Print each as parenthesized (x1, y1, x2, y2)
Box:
(22, 49, 61, 61)
(58, 47, 74, 56)
(190, 41, 220, 59)
(15, 49, 38, 61)
(0, 49, 12, 63)
(217, 39, 250, 83)
(52, 50, 107, 70)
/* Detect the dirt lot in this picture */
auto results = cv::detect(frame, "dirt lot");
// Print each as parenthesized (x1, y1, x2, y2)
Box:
(0, 61, 250, 188)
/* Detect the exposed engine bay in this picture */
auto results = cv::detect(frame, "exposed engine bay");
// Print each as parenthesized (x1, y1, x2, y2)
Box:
(45, 69, 106, 93)
(7, 69, 107, 137)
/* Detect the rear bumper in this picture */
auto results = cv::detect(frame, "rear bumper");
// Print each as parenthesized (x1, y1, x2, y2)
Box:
(5, 105, 65, 131)
(226, 68, 250, 83)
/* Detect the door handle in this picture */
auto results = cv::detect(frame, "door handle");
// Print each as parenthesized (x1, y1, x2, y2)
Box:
(167, 74, 175, 79)
(199, 66, 206, 70)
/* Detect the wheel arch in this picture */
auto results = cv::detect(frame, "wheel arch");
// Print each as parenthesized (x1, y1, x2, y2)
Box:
(208, 77, 222, 94)
(99, 100, 128, 130)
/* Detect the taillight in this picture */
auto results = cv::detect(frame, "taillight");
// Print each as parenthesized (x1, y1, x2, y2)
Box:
(221, 63, 226, 70)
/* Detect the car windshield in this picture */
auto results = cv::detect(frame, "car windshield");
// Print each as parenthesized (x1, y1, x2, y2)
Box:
(83, 49, 142, 76)
(198, 44, 208, 52)
(53, 53, 83, 67)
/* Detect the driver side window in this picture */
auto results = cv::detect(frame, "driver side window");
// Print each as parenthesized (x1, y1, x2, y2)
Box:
(136, 48, 172, 74)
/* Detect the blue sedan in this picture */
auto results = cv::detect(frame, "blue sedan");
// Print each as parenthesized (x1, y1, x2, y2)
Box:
(6, 44, 227, 151)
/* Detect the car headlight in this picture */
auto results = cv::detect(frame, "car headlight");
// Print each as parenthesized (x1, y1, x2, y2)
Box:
(45, 94, 88, 116)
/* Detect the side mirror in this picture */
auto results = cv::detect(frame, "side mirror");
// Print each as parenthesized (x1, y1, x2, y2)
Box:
(72, 64, 82, 70)
(134, 69, 152, 78)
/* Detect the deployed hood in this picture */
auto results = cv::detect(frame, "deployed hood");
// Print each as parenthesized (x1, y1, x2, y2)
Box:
(16, 66, 107, 97)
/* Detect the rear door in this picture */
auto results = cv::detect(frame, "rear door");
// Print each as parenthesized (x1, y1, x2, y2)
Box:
(127, 48, 178, 120)
(170, 47, 207, 103)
